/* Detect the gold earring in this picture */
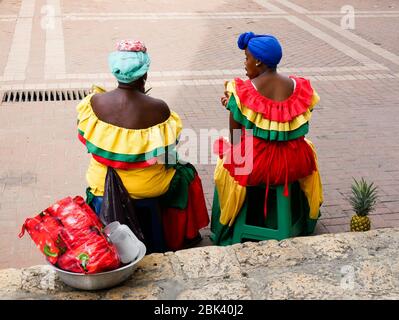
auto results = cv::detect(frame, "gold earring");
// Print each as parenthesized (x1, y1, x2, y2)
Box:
(256, 63, 261, 67)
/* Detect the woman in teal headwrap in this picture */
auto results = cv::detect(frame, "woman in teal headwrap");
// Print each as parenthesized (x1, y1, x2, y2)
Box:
(108, 40, 151, 84)
(211, 32, 323, 245)
(76, 40, 209, 253)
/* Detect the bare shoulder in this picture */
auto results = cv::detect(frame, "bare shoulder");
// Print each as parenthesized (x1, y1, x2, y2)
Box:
(276, 74, 295, 90)
(277, 73, 293, 82)
(90, 92, 103, 110)
(90, 92, 102, 106)
(90, 91, 118, 117)
(147, 96, 171, 118)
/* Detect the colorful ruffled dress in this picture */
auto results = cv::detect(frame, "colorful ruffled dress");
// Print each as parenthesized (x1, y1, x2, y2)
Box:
(211, 76, 323, 245)
(77, 92, 209, 251)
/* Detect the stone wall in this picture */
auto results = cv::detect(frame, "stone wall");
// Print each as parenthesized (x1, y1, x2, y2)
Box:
(1, 228, 398, 299)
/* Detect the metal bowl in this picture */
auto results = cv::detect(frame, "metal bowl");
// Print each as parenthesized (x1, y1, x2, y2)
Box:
(50, 242, 146, 291)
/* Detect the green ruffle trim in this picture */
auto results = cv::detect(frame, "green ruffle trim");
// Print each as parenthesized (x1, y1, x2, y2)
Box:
(160, 162, 197, 209)
(226, 95, 309, 141)
(85, 187, 95, 205)
(79, 129, 179, 163)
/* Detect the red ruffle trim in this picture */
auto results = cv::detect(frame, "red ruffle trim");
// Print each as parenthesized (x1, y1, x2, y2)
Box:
(217, 132, 316, 218)
(222, 136, 316, 187)
(92, 154, 156, 169)
(234, 76, 314, 122)
(78, 132, 87, 145)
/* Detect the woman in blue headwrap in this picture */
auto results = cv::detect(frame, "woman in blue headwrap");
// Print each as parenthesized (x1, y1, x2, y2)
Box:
(76, 40, 209, 253)
(211, 32, 323, 245)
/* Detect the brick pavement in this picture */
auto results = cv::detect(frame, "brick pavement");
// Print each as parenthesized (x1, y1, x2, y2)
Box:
(1, 0, 399, 269)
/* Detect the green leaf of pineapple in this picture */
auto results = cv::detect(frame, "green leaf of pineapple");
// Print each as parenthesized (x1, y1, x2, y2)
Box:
(349, 177, 379, 216)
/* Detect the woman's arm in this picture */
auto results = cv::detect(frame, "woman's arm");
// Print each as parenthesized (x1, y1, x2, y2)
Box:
(229, 113, 242, 144)
(221, 87, 242, 144)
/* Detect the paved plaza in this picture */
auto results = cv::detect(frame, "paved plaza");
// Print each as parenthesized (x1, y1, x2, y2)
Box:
(1, 0, 399, 269)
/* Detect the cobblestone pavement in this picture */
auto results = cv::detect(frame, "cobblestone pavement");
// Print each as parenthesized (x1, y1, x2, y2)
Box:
(1, 0, 399, 269)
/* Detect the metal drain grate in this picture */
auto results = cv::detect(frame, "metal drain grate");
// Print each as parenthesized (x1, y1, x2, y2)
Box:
(1, 89, 90, 103)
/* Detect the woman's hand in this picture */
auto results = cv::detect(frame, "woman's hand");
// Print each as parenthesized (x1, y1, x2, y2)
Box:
(221, 91, 229, 107)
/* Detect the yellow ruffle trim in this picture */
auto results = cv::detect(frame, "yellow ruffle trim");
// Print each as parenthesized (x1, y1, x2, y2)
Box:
(299, 138, 324, 220)
(77, 93, 183, 155)
(214, 158, 247, 227)
(225, 80, 319, 132)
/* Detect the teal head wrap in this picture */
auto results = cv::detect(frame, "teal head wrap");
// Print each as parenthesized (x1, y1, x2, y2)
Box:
(108, 40, 151, 83)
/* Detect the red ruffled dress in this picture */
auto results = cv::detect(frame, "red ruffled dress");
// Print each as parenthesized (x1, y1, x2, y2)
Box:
(211, 76, 323, 245)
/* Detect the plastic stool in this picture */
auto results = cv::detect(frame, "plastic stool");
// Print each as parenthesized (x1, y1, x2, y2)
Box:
(232, 182, 308, 243)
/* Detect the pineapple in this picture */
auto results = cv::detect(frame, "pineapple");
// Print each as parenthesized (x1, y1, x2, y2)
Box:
(349, 178, 378, 232)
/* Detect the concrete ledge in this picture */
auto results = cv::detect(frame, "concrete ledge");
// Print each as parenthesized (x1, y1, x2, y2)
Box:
(1, 228, 399, 299)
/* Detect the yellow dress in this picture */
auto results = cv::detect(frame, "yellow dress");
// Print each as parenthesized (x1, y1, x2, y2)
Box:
(76, 93, 182, 198)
